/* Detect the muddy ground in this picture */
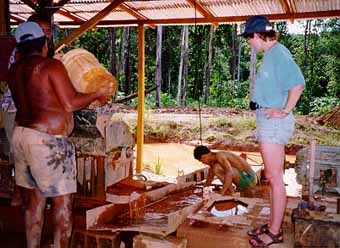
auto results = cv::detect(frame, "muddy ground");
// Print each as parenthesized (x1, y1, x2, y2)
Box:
(103, 105, 340, 155)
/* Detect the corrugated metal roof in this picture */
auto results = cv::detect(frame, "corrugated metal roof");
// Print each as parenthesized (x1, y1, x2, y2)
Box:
(9, 0, 340, 27)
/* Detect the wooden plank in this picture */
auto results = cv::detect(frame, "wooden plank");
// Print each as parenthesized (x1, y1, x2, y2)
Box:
(177, 219, 295, 248)
(134, 234, 187, 248)
(96, 156, 105, 197)
(309, 140, 316, 204)
(55, 0, 125, 52)
(187, 193, 299, 227)
(87, 183, 200, 236)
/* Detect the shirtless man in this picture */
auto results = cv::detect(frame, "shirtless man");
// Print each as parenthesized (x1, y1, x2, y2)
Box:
(193, 145, 257, 195)
(8, 21, 112, 248)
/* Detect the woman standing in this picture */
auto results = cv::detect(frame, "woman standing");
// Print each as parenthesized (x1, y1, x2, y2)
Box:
(242, 16, 305, 247)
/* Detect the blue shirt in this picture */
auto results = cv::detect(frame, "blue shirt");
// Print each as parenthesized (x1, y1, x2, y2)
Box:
(254, 42, 305, 108)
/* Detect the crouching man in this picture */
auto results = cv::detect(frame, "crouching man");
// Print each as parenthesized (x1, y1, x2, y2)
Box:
(193, 146, 257, 195)
(8, 21, 112, 248)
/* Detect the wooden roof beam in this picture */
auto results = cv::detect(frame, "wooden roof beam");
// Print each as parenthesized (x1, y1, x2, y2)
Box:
(186, 0, 218, 26)
(119, 3, 156, 29)
(278, 0, 296, 23)
(21, 0, 38, 11)
(55, 0, 125, 52)
(10, 14, 26, 23)
(53, 0, 71, 10)
(278, 0, 293, 13)
(57, 9, 86, 23)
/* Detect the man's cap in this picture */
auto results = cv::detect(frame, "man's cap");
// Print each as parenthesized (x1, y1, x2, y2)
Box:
(15, 21, 45, 44)
(241, 16, 271, 36)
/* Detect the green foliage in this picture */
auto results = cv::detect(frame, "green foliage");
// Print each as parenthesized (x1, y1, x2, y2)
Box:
(160, 93, 177, 106)
(144, 156, 163, 175)
(155, 156, 162, 175)
(54, 18, 340, 113)
(310, 97, 340, 116)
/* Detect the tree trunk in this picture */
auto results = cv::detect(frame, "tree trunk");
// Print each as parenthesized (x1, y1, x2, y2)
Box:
(249, 47, 257, 102)
(109, 27, 117, 78)
(155, 26, 163, 107)
(231, 24, 237, 82)
(119, 27, 127, 75)
(123, 27, 131, 95)
(166, 28, 172, 94)
(177, 26, 186, 107)
(204, 25, 214, 104)
(182, 25, 189, 106)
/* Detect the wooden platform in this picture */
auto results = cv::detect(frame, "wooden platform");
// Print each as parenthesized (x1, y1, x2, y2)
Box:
(177, 219, 294, 248)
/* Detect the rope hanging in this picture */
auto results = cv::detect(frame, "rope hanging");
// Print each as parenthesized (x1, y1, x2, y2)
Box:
(194, 0, 203, 145)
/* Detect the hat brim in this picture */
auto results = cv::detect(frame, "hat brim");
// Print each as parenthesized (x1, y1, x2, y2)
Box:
(240, 31, 253, 37)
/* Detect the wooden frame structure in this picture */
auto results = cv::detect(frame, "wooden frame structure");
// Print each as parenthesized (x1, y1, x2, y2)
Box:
(3, 0, 340, 173)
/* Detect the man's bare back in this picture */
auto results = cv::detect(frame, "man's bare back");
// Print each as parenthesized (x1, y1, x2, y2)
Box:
(10, 56, 73, 135)
(194, 146, 257, 195)
(9, 55, 110, 136)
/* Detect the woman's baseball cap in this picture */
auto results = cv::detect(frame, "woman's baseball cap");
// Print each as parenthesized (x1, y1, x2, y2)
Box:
(241, 16, 271, 36)
(15, 21, 45, 44)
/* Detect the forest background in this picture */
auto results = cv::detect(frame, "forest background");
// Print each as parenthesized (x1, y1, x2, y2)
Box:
(56, 18, 339, 115)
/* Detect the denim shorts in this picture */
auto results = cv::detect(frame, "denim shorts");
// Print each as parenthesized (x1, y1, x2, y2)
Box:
(256, 109, 295, 145)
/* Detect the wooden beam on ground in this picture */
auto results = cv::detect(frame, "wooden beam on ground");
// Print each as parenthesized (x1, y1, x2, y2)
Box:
(55, 0, 125, 52)
(114, 86, 157, 104)
(136, 23, 145, 174)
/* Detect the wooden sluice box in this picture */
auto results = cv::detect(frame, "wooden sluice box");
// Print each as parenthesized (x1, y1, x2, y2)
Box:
(292, 207, 340, 247)
(178, 193, 298, 248)
(293, 144, 340, 247)
(86, 181, 203, 236)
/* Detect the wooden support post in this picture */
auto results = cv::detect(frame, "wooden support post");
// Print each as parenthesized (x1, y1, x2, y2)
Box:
(90, 157, 96, 196)
(136, 24, 145, 174)
(96, 156, 105, 197)
(0, 0, 10, 36)
(82, 157, 88, 195)
(309, 140, 316, 204)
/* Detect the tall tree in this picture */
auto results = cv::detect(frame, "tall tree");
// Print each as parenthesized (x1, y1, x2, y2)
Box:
(123, 27, 131, 95)
(155, 26, 163, 107)
(182, 26, 189, 106)
(177, 26, 187, 106)
(109, 27, 117, 78)
(231, 24, 238, 82)
(204, 25, 214, 103)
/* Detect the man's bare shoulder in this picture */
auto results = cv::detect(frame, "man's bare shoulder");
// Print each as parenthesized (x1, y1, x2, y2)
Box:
(216, 150, 236, 158)
(44, 57, 64, 69)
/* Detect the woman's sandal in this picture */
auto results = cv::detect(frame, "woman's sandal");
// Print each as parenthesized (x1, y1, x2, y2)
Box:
(249, 229, 284, 247)
(247, 224, 268, 236)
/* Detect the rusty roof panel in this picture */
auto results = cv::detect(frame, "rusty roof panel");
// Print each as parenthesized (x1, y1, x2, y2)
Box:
(295, 0, 340, 13)
(126, 0, 204, 20)
(204, 0, 284, 17)
(54, 13, 75, 22)
(9, 0, 340, 26)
